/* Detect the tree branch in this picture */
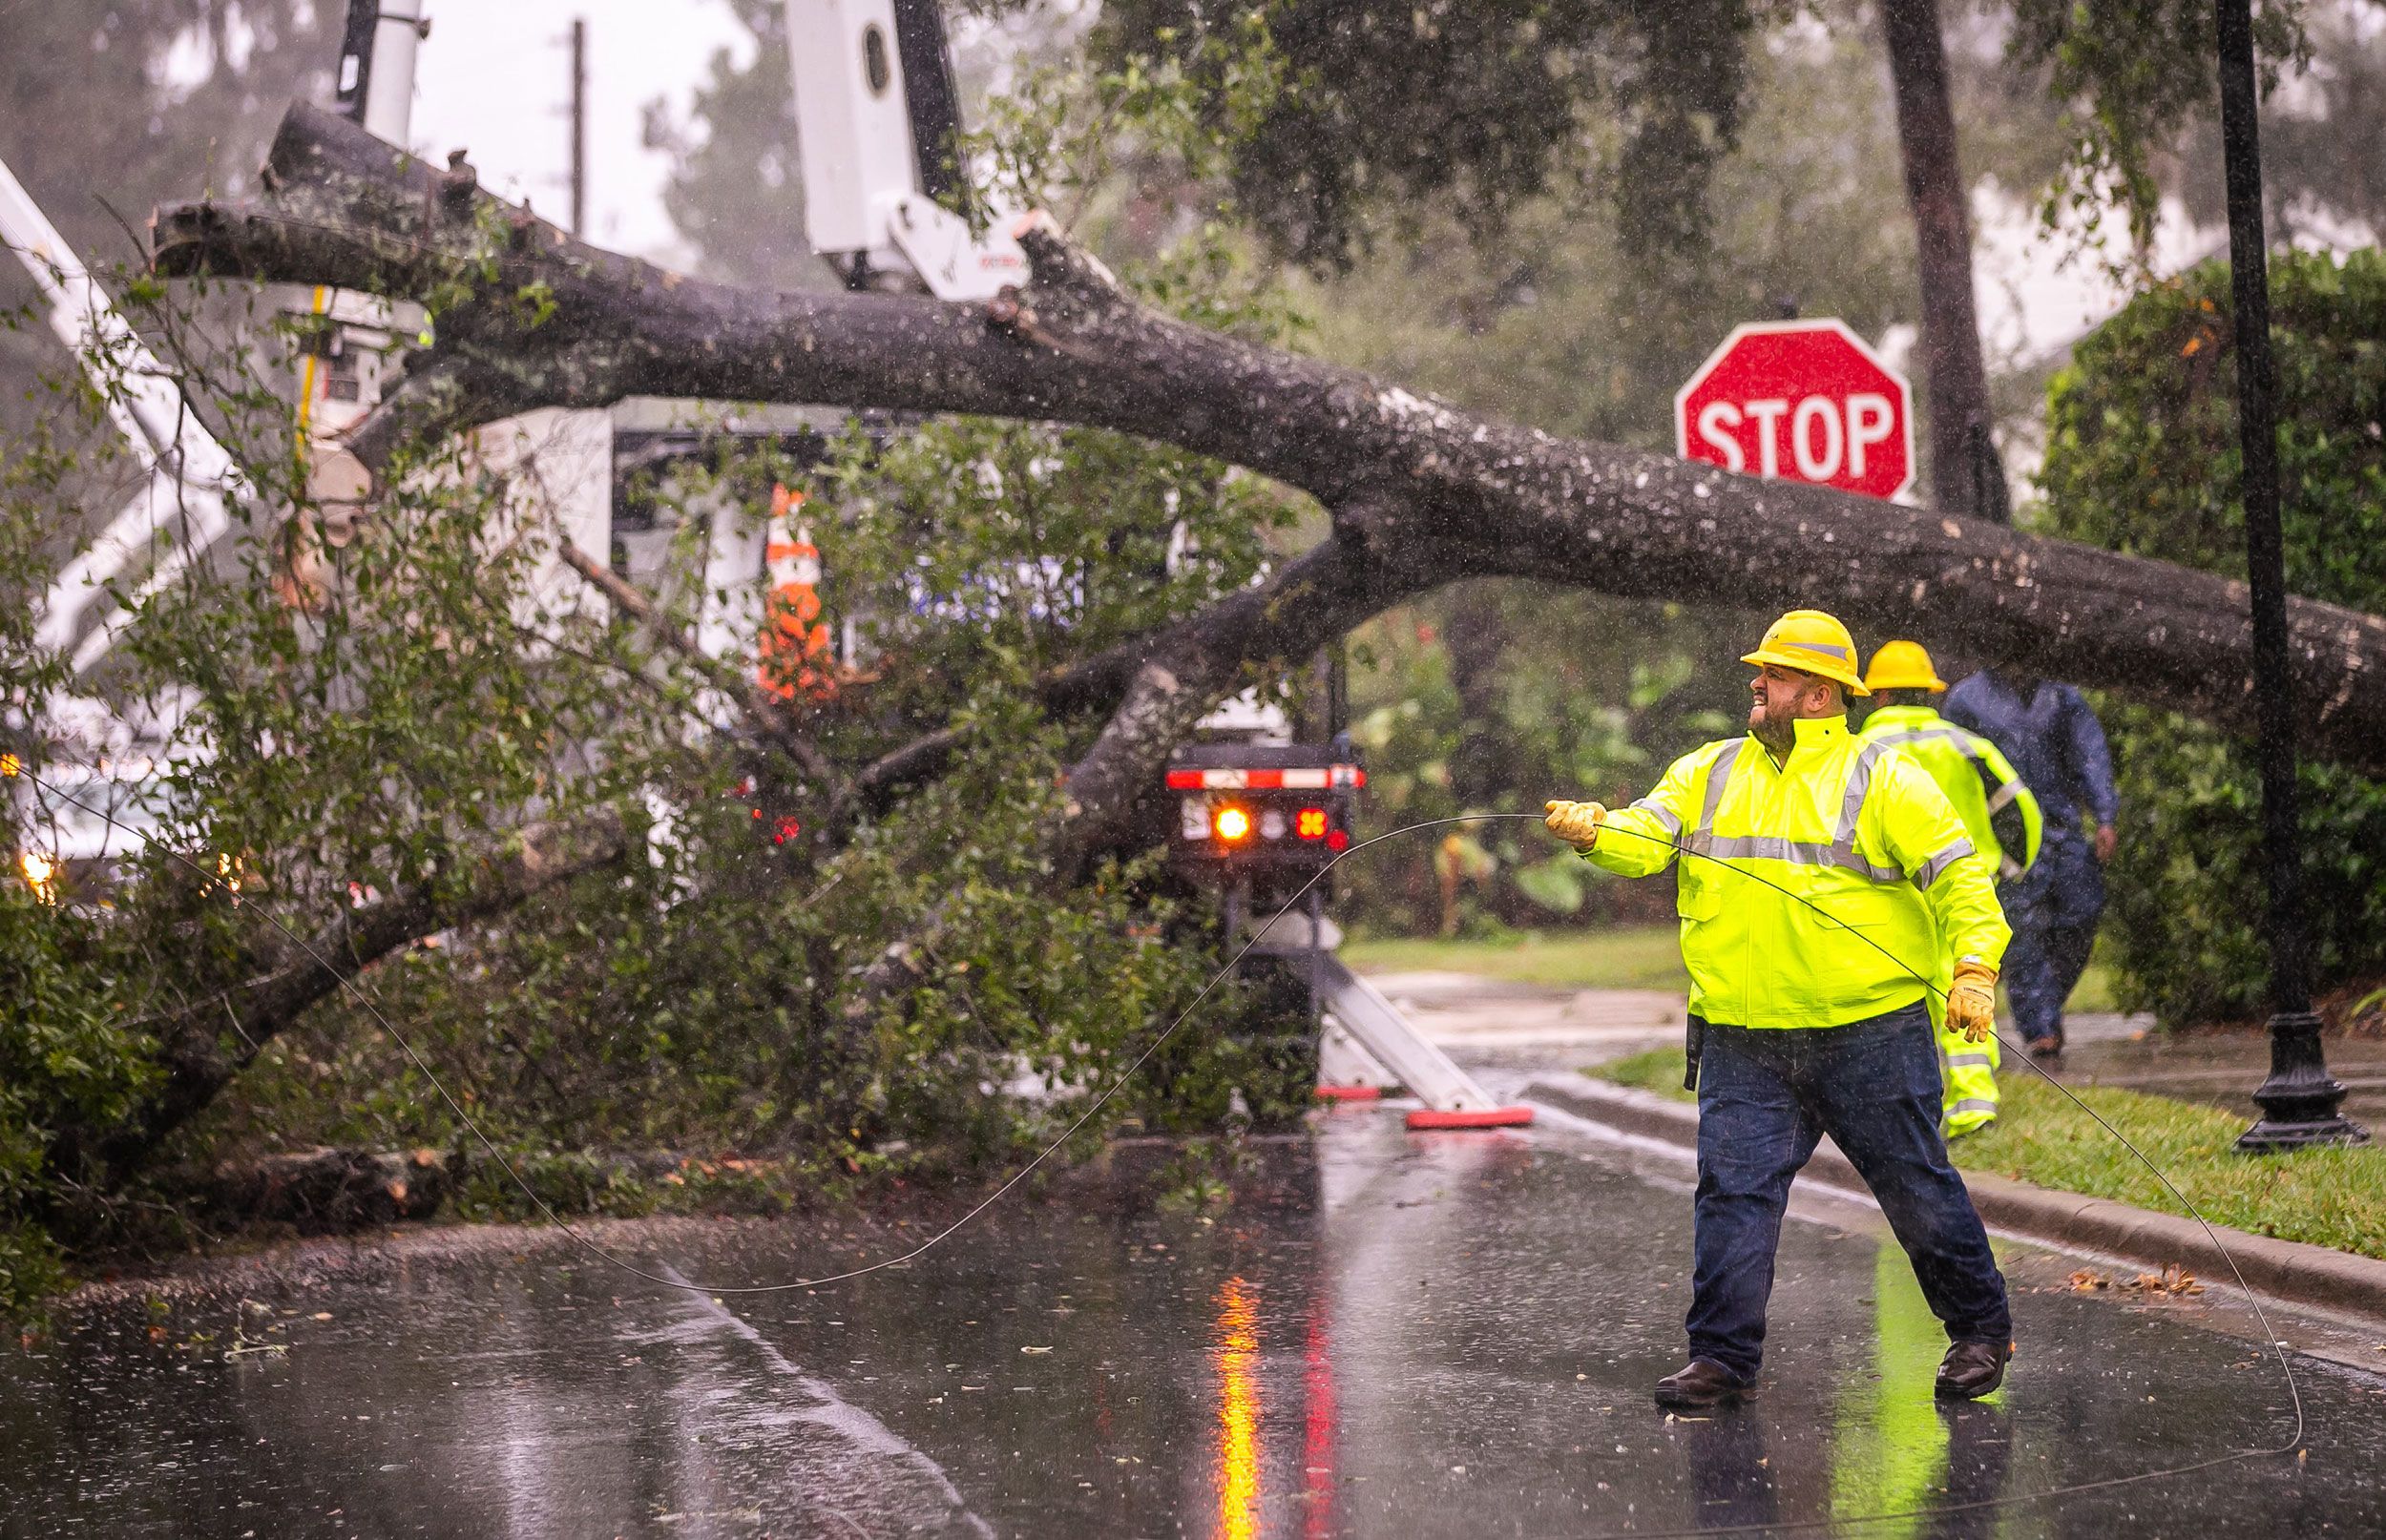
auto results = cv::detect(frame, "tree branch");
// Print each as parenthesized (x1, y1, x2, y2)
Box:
(554, 538, 840, 796)
(151, 101, 2386, 769)
(63, 809, 629, 1183)
(828, 521, 1438, 1028)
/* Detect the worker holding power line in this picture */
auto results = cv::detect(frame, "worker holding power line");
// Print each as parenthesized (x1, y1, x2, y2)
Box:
(1544, 610, 2013, 1410)
(1859, 639, 2043, 1137)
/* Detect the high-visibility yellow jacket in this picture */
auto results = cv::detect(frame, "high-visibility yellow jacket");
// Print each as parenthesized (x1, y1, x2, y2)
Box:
(1582, 715, 2009, 1029)
(1858, 702, 2034, 1129)
(1857, 703, 2042, 882)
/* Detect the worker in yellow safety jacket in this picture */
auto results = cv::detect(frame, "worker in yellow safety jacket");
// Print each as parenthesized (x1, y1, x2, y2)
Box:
(1858, 639, 2044, 1139)
(1545, 611, 2014, 1410)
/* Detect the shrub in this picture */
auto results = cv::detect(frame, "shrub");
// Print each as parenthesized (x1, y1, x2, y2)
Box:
(2036, 248, 2386, 1023)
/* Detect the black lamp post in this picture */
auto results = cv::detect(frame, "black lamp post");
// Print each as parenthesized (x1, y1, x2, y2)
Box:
(2212, 0, 2368, 1153)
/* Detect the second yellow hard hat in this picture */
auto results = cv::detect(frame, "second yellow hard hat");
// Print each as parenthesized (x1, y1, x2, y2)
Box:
(1742, 609, 1870, 696)
(1863, 639, 1948, 694)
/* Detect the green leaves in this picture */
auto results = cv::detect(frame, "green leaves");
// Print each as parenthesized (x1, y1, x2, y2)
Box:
(2040, 250, 2386, 1024)
(2008, 0, 2309, 257)
(1512, 856, 1589, 916)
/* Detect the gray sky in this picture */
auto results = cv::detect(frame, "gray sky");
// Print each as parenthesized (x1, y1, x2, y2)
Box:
(407, 0, 749, 261)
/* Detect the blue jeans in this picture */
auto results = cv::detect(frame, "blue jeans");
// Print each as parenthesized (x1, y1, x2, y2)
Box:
(1687, 1003, 2011, 1382)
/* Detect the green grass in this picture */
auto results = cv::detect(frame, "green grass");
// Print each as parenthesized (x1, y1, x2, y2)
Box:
(2064, 944, 2119, 1013)
(1342, 926, 1691, 990)
(1588, 1048, 2386, 1259)
(1346, 930, 2120, 1011)
(1597, 1046, 1700, 1102)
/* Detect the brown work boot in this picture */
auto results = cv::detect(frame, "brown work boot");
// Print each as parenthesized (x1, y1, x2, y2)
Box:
(1654, 1359, 1752, 1410)
(1935, 1339, 2012, 1401)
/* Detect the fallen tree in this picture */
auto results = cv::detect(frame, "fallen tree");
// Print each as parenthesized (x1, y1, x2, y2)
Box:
(42, 93, 2377, 1203)
(3, 90, 2369, 1301)
(148, 101, 2386, 820)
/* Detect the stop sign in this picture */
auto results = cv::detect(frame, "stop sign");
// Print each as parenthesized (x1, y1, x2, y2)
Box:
(1674, 320, 1914, 502)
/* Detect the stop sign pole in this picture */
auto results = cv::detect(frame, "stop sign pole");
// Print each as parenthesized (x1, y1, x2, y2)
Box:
(1675, 320, 1915, 503)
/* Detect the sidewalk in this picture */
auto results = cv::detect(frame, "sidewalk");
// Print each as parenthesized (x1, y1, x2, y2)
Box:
(1362, 969, 1682, 1067)
(2049, 1011, 2386, 1132)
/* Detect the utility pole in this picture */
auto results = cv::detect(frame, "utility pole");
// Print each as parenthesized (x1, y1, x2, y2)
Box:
(2214, 0, 2367, 1154)
(569, 17, 588, 239)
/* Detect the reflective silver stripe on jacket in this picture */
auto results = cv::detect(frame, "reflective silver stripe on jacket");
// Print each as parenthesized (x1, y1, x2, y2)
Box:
(1689, 834, 1904, 884)
(1944, 1052, 1995, 1069)
(1834, 737, 1896, 845)
(1695, 738, 1744, 839)
(1680, 735, 1914, 886)
(1949, 1097, 1998, 1117)
(1914, 838, 1978, 891)
(1630, 797, 1684, 838)
(1986, 780, 2022, 812)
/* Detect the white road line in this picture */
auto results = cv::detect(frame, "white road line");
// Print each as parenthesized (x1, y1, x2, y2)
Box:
(654, 1263, 996, 1538)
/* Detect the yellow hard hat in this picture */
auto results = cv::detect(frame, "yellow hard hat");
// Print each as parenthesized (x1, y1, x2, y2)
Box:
(1863, 639, 1948, 694)
(1742, 609, 1869, 696)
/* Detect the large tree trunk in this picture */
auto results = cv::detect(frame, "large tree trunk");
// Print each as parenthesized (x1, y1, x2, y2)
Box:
(149, 104, 2386, 791)
(1883, 0, 2009, 523)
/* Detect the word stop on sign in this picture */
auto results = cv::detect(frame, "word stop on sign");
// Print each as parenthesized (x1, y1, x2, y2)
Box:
(1673, 320, 1915, 502)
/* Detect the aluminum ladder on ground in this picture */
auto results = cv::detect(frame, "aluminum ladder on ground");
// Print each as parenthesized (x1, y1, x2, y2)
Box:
(1307, 952, 1533, 1130)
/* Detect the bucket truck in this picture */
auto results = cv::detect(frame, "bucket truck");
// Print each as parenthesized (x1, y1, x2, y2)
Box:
(785, 0, 1026, 299)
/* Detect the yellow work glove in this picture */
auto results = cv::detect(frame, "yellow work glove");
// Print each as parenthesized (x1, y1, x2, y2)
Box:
(1948, 960, 1999, 1043)
(1543, 799, 1609, 851)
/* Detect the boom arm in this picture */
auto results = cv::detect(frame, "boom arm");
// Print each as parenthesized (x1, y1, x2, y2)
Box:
(1, 155, 239, 669)
(785, 0, 1025, 300)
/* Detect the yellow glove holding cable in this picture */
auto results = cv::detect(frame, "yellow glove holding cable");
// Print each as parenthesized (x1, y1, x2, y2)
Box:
(1948, 959, 1999, 1043)
(1543, 799, 1609, 851)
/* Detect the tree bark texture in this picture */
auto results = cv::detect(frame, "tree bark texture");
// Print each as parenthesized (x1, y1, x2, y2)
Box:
(148, 104, 2386, 777)
(1883, 0, 2009, 522)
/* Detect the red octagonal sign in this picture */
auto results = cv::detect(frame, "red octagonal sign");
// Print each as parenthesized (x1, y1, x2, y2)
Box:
(1674, 320, 1914, 502)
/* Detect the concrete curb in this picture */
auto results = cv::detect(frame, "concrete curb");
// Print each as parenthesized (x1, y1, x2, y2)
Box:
(1523, 1073, 2386, 1326)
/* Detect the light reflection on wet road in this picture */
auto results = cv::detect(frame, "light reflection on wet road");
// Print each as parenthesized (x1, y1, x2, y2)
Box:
(5, 1106, 2384, 1538)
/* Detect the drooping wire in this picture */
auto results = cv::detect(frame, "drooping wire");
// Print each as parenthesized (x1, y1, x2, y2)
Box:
(14, 770, 2306, 1534)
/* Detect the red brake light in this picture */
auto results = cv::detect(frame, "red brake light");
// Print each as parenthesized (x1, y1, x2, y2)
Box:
(1294, 807, 1329, 841)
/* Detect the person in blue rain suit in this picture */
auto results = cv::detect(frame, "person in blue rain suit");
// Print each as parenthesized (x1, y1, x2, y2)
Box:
(1941, 668, 2118, 1058)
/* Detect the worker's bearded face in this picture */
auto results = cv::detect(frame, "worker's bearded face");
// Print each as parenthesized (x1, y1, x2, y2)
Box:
(1748, 664, 1839, 754)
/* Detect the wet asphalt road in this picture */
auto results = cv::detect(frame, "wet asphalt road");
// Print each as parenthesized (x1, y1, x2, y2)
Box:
(5, 1103, 2385, 1539)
